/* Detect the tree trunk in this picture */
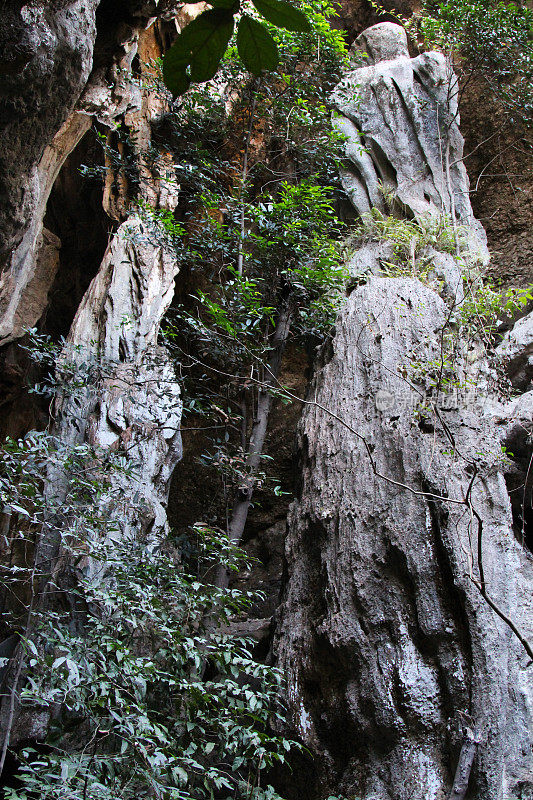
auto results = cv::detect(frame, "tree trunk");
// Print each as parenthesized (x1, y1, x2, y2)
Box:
(215, 292, 293, 589)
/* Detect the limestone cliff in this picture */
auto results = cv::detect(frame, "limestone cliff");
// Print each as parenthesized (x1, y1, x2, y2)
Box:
(0, 5, 531, 800)
(276, 23, 532, 800)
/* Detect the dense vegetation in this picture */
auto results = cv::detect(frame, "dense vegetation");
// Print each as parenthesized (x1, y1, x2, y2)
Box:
(419, 0, 533, 122)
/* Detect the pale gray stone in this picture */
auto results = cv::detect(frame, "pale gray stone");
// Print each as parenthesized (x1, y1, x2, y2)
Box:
(53, 215, 182, 557)
(496, 309, 533, 391)
(354, 21, 409, 65)
(332, 24, 489, 265)
(277, 278, 533, 800)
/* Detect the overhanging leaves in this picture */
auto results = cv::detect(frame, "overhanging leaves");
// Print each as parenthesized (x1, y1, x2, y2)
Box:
(162, 62, 191, 98)
(162, 9, 235, 95)
(237, 15, 279, 75)
(252, 0, 310, 32)
(162, 0, 311, 93)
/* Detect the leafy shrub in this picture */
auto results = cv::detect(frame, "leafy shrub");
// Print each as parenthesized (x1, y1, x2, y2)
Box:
(418, 0, 533, 122)
(0, 344, 298, 800)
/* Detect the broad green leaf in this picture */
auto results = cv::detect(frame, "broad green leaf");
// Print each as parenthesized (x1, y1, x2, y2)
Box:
(252, 0, 310, 31)
(181, 0, 238, 5)
(162, 9, 235, 95)
(209, 0, 240, 8)
(237, 16, 279, 75)
(189, 10, 235, 82)
(163, 64, 191, 98)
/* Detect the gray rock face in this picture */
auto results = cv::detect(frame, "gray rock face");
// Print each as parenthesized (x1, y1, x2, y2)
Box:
(0, 0, 177, 346)
(54, 215, 182, 554)
(277, 22, 532, 800)
(332, 22, 489, 264)
(497, 309, 533, 392)
(0, 112, 92, 344)
(0, 0, 98, 267)
(0, 1, 98, 344)
(277, 277, 533, 800)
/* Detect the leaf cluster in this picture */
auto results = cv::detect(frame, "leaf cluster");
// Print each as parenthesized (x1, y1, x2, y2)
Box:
(1, 423, 299, 800)
(163, 0, 311, 95)
(418, 0, 533, 122)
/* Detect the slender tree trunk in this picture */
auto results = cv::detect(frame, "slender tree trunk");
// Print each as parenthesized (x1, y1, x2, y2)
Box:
(237, 84, 259, 277)
(215, 292, 293, 589)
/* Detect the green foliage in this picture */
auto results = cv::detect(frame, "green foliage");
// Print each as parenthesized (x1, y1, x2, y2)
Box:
(456, 279, 533, 343)
(14, 540, 293, 799)
(418, 0, 533, 121)
(347, 209, 466, 282)
(167, 179, 345, 355)
(163, 0, 312, 95)
(356, 208, 459, 254)
(0, 388, 299, 800)
(149, 6, 348, 534)
(164, 9, 236, 94)
(237, 15, 280, 74)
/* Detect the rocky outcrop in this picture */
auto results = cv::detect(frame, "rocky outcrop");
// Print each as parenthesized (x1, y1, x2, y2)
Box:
(332, 22, 488, 264)
(0, 0, 187, 346)
(0, 0, 98, 344)
(497, 309, 533, 393)
(277, 276, 533, 800)
(53, 215, 182, 554)
(0, 1, 98, 268)
(0, 112, 92, 344)
(277, 23, 533, 800)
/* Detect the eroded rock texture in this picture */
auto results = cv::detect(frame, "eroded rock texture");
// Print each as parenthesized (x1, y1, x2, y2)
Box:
(277, 23, 533, 800)
(0, 0, 98, 343)
(277, 277, 533, 800)
(54, 215, 182, 552)
(332, 22, 488, 264)
(0, 0, 185, 345)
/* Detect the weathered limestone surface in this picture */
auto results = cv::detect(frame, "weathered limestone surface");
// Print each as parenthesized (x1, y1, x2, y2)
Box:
(0, 0, 98, 266)
(332, 22, 489, 264)
(54, 215, 182, 551)
(277, 23, 533, 800)
(0, 112, 92, 344)
(0, 0, 98, 344)
(0, 2, 186, 746)
(0, 0, 186, 346)
(497, 309, 533, 392)
(277, 277, 533, 800)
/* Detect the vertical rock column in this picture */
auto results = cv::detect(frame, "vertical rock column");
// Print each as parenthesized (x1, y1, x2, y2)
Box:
(52, 215, 182, 551)
(276, 23, 532, 800)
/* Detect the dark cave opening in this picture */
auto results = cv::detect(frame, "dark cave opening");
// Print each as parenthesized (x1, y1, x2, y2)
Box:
(503, 426, 533, 553)
(0, 126, 111, 438)
(42, 126, 113, 340)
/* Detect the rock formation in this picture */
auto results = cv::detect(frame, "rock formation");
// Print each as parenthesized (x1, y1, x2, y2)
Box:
(332, 22, 488, 263)
(0, 2, 186, 749)
(0, 5, 531, 798)
(0, 0, 185, 346)
(0, 0, 98, 332)
(276, 23, 533, 800)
